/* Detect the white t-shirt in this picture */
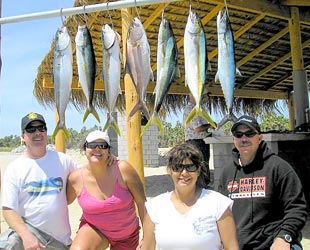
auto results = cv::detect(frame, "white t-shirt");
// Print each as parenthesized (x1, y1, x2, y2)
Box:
(1, 150, 77, 245)
(146, 189, 233, 250)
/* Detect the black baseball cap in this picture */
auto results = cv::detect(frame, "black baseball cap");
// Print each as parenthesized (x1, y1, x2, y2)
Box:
(21, 112, 46, 131)
(231, 115, 261, 134)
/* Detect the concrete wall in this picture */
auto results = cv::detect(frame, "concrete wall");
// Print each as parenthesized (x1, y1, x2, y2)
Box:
(114, 112, 159, 168)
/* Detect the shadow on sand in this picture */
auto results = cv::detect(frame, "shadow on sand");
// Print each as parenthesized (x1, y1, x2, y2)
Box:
(145, 174, 174, 198)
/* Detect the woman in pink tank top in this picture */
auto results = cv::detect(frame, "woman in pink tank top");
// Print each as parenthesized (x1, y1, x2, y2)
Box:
(67, 130, 146, 250)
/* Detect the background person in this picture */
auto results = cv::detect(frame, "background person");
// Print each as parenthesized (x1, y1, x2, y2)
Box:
(183, 94, 212, 181)
(141, 143, 239, 250)
(217, 115, 308, 250)
(67, 130, 146, 250)
(0, 112, 77, 250)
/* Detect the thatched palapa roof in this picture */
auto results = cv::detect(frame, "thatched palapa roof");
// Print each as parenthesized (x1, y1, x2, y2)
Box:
(34, 0, 310, 119)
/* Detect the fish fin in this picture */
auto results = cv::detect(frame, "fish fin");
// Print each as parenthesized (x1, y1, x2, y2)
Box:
(103, 114, 121, 137)
(215, 72, 219, 82)
(52, 122, 71, 143)
(83, 107, 101, 123)
(176, 65, 181, 78)
(128, 101, 143, 121)
(141, 112, 164, 136)
(185, 106, 216, 129)
(216, 112, 237, 130)
(150, 70, 154, 82)
(207, 61, 212, 71)
(236, 67, 242, 76)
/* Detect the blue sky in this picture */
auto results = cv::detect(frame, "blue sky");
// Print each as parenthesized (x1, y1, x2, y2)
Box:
(0, 0, 182, 138)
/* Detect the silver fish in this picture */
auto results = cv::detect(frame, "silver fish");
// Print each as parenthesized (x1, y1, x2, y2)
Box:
(75, 25, 100, 123)
(52, 26, 72, 142)
(125, 17, 154, 121)
(215, 9, 241, 128)
(184, 11, 216, 128)
(141, 18, 179, 135)
(101, 24, 122, 136)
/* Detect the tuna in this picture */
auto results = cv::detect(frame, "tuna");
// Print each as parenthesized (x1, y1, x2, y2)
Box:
(101, 24, 122, 136)
(75, 25, 100, 124)
(52, 26, 72, 142)
(215, 9, 241, 128)
(141, 18, 179, 135)
(183, 11, 216, 128)
(125, 17, 154, 121)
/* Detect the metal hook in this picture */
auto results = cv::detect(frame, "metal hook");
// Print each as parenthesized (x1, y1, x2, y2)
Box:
(107, 1, 114, 29)
(60, 8, 65, 26)
(189, 0, 192, 13)
(134, 0, 141, 20)
(83, 5, 88, 26)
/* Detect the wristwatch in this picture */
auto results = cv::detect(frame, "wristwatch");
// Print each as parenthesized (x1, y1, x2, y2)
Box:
(278, 234, 293, 243)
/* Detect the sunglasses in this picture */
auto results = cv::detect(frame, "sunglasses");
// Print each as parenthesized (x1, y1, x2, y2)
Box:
(86, 142, 109, 149)
(24, 125, 47, 133)
(233, 130, 257, 138)
(171, 164, 199, 173)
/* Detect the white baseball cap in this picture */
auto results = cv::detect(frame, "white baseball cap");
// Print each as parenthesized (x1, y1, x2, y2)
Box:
(85, 130, 110, 145)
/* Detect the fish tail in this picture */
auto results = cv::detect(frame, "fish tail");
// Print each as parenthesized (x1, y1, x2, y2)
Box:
(141, 112, 164, 136)
(103, 114, 121, 136)
(52, 122, 71, 143)
(128, 101, 150, 122)
(216, 112, 237, 130)
(185, 106, 217, 129)
(83, 106, 101, 123)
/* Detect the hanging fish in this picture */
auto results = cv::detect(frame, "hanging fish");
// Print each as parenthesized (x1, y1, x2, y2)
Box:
(141, 17, 179, 135)
(125, 17, 154, 121)
(184, 11, 216, 128)
(75, 25, 100, 124)
(52, 26, 72, 142)
(215, 9, 241, 128)
(101, 24, 122, 136)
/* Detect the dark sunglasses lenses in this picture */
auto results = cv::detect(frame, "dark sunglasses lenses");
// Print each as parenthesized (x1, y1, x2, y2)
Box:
(172, 164, 198, 172)
(86, 142, 109, 149)
(25, 125, 47, 133)
(233, 131, 257, 138)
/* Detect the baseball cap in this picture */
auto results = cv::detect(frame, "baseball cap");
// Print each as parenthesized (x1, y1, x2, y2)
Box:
(86, 130, 110, 145)
(21, 112, 46, 131)
(231, 115, 261, 133)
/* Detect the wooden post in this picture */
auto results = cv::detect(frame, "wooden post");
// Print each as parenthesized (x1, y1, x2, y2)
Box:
(54, 109, 66, 153)
(289, 7, 309, 128)
(121, 9, 145, 186)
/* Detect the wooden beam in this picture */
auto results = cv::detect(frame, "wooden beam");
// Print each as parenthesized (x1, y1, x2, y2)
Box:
(281, 0, 310, 6)
(235, 27, 309, 89)
(236, 27, 289, 68)
(205, 0, 291, 19)
(42, 76, 289, 100)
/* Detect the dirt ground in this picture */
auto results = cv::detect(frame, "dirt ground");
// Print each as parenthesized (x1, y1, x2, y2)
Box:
(0, 151, 309, 249)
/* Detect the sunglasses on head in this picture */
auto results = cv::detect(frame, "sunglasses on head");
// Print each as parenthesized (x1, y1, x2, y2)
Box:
(24, 125, 47, 134)
(171, 163, 199, 173)
(233, 130, 257, 138)
(86, 142, 109, 149)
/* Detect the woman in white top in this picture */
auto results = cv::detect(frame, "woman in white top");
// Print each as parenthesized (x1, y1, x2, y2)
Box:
(141, 143, 239, 250)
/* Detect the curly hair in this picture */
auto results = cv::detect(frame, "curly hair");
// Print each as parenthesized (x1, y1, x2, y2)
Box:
(166, 143, 210, 188)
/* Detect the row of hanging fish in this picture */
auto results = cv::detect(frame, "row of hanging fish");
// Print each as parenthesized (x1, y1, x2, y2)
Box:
(51, 7, 240, 140)
(52, 23, 123, 141)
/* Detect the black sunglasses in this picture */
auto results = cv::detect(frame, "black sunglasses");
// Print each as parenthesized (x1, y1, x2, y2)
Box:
(233, 130, 257, 138)
(24, 125, 47, 134)
(172, 164, 199, 173)
(86, 142, 109, 149)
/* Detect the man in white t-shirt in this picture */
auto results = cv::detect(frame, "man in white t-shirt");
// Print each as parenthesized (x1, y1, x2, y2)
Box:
(0, 112, 77, 250)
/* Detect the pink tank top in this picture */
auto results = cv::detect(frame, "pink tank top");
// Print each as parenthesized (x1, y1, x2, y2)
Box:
(77, 161, 139, 241)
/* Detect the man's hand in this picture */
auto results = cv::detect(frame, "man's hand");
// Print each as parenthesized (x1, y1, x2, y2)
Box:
(270, 237, 291, 250)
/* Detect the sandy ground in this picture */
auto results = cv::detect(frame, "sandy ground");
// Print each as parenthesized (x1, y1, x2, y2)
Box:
(0, 151, 309, 249)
